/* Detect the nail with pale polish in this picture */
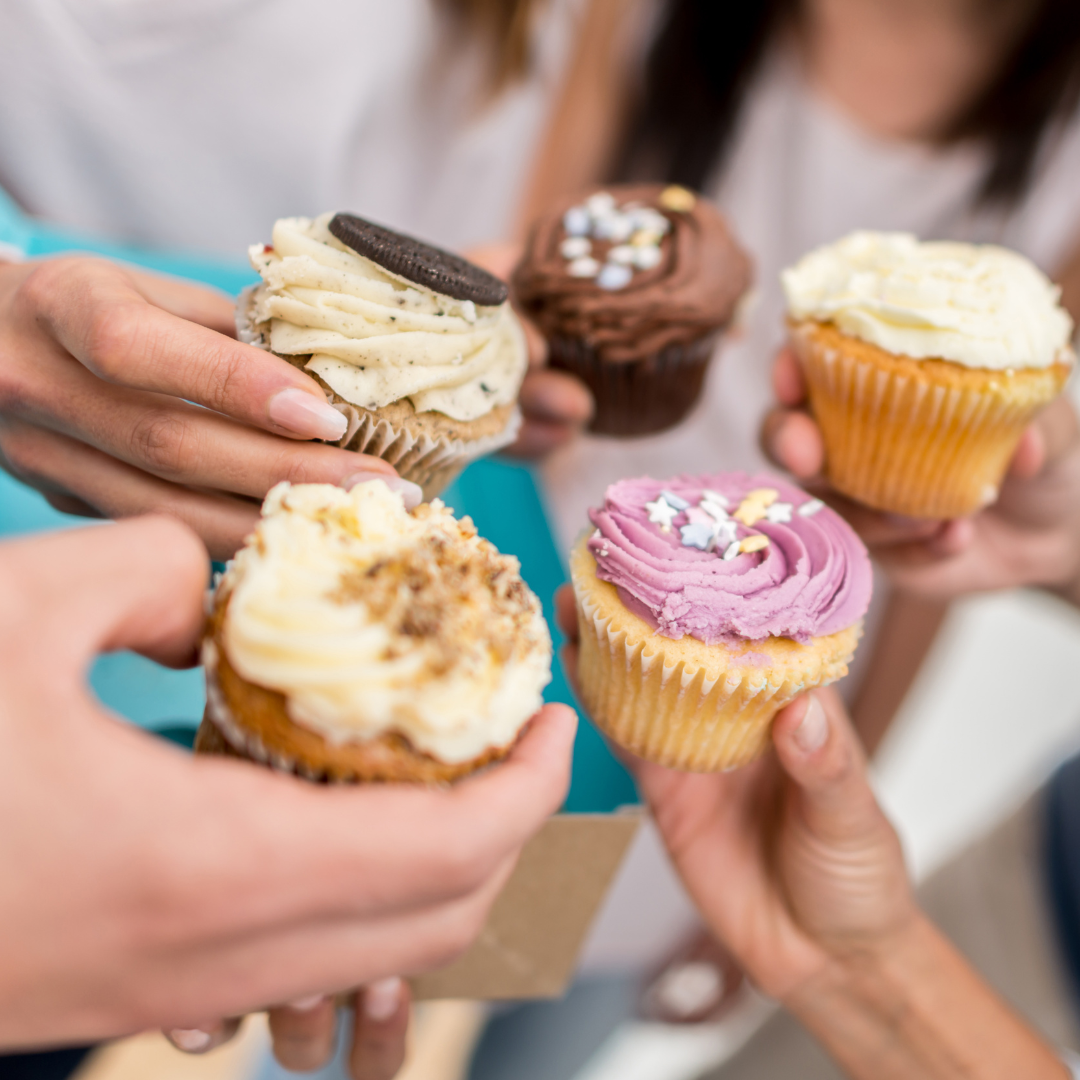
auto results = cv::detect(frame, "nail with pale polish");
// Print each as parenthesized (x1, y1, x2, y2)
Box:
(793, 696, 828, 755)
(364, 977, 403, 1022)
(287, 994, 327, 1013)
(342, 472, 423, 510)
(268, 389, 349, 441)
(168, 1028, 213, 1053)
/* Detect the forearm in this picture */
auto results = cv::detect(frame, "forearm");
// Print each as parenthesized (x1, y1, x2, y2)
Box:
(787, 915, 1068, 1080)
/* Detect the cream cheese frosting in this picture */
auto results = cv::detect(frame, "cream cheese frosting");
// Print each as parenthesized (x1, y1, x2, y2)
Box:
(250, 214, 527, 421)
(219, 481, 551, 764)
(782, 231, 1074, 370)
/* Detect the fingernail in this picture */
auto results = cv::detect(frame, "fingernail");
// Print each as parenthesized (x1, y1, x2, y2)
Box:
(168, 1028, 212, 1053)
(364, 977, 402, 1022)
(269, 388, 349, 441)
(342, 472, 423, 510)
(793, 696, 828, 755)
(884, 512, 931, 530)
(287, 994, 327, 1012)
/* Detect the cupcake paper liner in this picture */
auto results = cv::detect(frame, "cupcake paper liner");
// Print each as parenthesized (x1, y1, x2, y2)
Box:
(791, 321, 1071, 519)
(570, 542, 860, 772)
(547, 333, 716, 438)
(237, 285, 521, 500)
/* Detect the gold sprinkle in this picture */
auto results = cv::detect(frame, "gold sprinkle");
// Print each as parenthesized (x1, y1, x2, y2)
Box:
(658, 185, 696, 212)
(739, 534, 770, 554)
(631, 229, 664, 247)
(733, 488, 779, 526)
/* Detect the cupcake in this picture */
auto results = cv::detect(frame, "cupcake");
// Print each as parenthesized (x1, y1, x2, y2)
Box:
(512, 185, 752, 437)
(241, 213, 528, 499)
(570, 473, 871, 771)
(196, 479, 552, 783)
(783, 232, 1075, 519)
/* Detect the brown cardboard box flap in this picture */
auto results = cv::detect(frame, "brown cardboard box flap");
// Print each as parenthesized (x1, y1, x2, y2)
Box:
(411, 811, 641, 1001)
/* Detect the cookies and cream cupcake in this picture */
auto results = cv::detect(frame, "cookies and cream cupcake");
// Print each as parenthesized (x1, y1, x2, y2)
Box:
(783, 232, 1075, 518)
(570, 473, 871, 771)
(241, 213, 528, 498)
(196, 480, 552, 783)
(513, 185, 752, 437)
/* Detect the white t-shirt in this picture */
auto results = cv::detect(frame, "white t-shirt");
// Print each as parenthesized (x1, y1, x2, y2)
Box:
(541, 50, 1080, 552)
(0, 0, 579, 254)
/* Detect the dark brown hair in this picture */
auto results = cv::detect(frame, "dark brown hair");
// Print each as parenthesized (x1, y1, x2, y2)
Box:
(438, 0, 546, 92)
(618, 0, 1080, 207)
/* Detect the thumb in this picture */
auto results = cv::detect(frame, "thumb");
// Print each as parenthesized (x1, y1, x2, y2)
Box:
(771, 690, 878, 842)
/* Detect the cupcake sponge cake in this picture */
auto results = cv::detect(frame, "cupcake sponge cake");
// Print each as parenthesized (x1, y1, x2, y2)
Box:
(198, 480, 552, 783)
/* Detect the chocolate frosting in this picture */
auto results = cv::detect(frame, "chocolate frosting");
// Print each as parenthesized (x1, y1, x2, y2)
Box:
(513, 184, 752, 363)
(588, 473, 872, 644)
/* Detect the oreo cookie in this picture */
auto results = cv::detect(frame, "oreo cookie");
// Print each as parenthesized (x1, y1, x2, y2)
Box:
(329, 213, 508, 306)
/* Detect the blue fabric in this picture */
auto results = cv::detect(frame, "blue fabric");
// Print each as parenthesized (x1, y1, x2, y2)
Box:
(0, 196, 637, 812)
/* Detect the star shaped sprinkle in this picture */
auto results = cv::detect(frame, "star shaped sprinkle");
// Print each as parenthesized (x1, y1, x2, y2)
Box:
(659, 489, 690, 511)
(680, 523, 716, 551)
(739, 535, 770, 554)
(798, 498, 825, 517)
(733, 488, 779, 527)
(765, 501, 793, 524)
(645, 496, 680, 531)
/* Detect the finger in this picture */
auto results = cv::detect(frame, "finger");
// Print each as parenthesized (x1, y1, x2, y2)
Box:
(268, 995, 337, 1073)
(1008, 424, 1045, 479)
(43, 492, 105, 519)
(554, 583, 578, 641)
(0, 420, 262, 560)
(760, 408, 824, 479)
(124, 266, 237, 336)
(772, 346, 806, 407)
(165, 1017, 242, 1055)
(519, 369, 593, 425)
(0, 514, 207, 668)
(349, 979, 409, 1080)
(522, 315, 549, 369)
(18, 258, 348, 441)
(1012, 395, 1078, 478)
(464, 243, 520, 281)
(504, 418, 583, 459)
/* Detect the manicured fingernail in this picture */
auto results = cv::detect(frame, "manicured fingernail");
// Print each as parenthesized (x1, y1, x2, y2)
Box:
(364, 977, 402, 1022)
(288, 994, 327, 1012)
(168, 1028, 212, 1053)
(793, 696, 828, 755)
(269, 389, 349, 441)
(342, 473, 423, 510)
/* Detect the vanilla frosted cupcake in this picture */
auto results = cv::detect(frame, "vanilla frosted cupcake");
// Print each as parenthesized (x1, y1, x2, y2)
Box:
(242, 213, 528, 498)
(783, 232, 1074, 518)
(197, 480, 552, 783)
(570, 474, 871, 771)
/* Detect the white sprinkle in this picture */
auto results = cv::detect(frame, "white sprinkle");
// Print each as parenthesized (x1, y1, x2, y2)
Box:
(660, 489, 690, 511)
(607, 244, 637, 266)
(560, 236, 592, 260)
(722, 541, 741, 561)
(597, 263, 633, 290)
(563, 206, 591, 237)
(798, 498, 825, 517)
(593, 214, 634, 243)
(634, 246, 663, 271)
(592, 528, 602, 540)
(630, 208, 671, 235)
(701, 490, 729, 508)
(586, 191, 616, 217)
(568, 256, 601, 278)
(646, 496, 680, 530)
(765, 501, 794, 523)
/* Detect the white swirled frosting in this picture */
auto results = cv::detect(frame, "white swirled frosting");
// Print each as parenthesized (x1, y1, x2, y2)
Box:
(782, 231, 1074, 370)
(249, 214, 527, 421)
(220, 481, 552, 763)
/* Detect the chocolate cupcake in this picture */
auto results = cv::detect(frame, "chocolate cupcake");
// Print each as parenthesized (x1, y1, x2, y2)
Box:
(196, 480, 552, 783)
(241, 213, 528, 499)
(513, 185, 752, 437)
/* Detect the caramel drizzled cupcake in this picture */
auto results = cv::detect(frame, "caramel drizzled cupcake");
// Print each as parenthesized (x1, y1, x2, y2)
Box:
(513, 185, 752, 437)
(784, 231, 1075, 518)
(196, 480, 552, 783)
(240, 213, 528, 499)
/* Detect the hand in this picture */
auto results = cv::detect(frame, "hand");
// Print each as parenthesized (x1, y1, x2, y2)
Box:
(555, 585, 912, 1002)
(466, 243, 593, 458)
(0, 258, 402, 560)
(0, 518, 576, 1052)
(763, 346, 1080, 601)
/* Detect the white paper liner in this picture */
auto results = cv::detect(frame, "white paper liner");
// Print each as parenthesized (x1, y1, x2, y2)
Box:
(236, 285, 521, 500)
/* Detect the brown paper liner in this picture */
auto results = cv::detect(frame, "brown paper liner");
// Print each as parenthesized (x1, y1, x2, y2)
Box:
(569, 540, 861, 772)
(236, 286, 521, 500)
(791, 320, 1073, 519)
(547, 334, 716, 437)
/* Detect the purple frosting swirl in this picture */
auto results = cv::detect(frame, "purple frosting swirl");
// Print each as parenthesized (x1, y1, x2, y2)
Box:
(588, 473, 872, 644)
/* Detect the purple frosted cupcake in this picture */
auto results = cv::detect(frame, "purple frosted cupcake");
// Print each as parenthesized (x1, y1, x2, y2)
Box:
(569, 472, 872, 770)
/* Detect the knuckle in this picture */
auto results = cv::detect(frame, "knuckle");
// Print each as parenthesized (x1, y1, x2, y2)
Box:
(188, 348, 245, 413)
(430, 834, 492, 896)
(129, 409, 195, 478)
(83, 304, 139, 381)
